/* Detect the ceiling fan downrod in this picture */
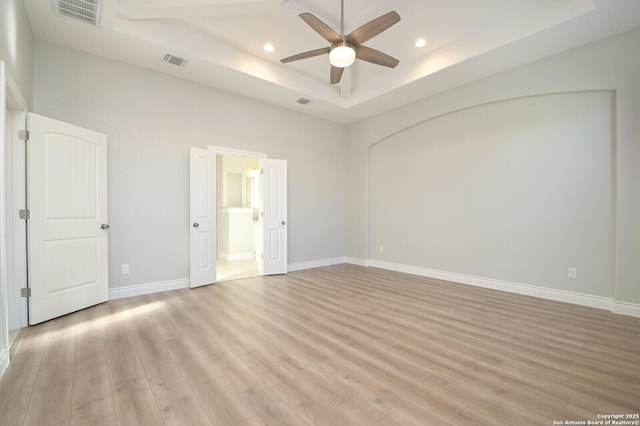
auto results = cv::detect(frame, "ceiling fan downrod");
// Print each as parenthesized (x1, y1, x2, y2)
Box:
(330, 0, 355, 68)
(341, 0, 345, 39)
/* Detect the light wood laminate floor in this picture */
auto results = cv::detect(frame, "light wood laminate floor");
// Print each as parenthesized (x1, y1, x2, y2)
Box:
(217, 258, 259, 282)
(1, 264, 639, 425)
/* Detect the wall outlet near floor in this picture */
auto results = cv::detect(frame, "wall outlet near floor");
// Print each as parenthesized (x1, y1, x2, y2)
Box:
(122, 264, 130, 274)
(568, 267, 577, 279)
(379, 246, 384, 254)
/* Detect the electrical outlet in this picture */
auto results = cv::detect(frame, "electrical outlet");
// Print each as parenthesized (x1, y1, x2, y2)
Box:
(568, 267, 577, 279)
(379, 246, 384, 254)
(122, 264, 129, 274)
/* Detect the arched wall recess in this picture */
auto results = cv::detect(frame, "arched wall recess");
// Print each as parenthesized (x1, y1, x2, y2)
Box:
(366, 91, 616, 307)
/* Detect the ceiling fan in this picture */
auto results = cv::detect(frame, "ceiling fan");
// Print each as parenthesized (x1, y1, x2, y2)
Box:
(281, 0, 401, 84)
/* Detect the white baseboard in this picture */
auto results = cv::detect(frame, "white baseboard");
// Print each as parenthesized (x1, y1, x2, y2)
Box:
(0, 348, 8, 381)
(289, 257, 347, 272)
(107, 257, 345, 300)
(345, 257, 369, 267)
(612, 301, 640, 318)
(109, 278, 190, 300)
(369, 260, 640, 317)
(104, 259, 640, 318)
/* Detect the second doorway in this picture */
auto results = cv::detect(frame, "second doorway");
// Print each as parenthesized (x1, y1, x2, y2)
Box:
(216, 154, 261, 282)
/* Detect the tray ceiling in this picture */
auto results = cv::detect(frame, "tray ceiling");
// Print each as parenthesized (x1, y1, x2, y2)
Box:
(24, 0, 640, 123)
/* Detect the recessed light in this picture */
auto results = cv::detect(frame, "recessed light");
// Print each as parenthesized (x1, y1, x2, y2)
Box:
(415, 38, 427, 48)
(264, 43, 275, 53)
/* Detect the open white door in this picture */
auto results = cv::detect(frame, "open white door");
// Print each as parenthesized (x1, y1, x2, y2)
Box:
(189, 148, 216, 287)
(262, 159, 287, 275)
(27, 113, 108, 325)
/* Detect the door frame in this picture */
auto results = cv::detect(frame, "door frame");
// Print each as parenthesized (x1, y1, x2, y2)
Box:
(209, 146, 267, 160)
(0, 61, 27, 377)
(5, 100, 27, 332)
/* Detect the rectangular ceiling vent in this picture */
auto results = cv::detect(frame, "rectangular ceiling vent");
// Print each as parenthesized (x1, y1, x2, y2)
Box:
(296, 98, 312, 105)
(164, 54, 188, 67)
(54, 0, 101, 26)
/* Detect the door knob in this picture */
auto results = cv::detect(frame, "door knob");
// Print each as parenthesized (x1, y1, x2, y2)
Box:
(193, 223, 200, 228)
(281, 220, 286, 226)
(101, 224, 110, 230)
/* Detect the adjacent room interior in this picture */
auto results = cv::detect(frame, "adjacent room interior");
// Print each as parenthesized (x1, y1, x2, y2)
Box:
(1, 0, 639, 424)
(216, 154, 261, 282)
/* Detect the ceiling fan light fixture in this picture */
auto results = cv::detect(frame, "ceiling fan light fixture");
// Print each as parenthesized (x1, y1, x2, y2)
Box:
(329, 44, 356, 68)
(415, 38, 427, 48)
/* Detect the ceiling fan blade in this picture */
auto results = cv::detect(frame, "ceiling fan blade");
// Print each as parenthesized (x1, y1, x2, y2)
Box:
(356, 45, 399, 68)
(347, 11, 401, 45)
(299, 13, 342, 44)
(330, 66, 344, 84)
(281, 47, 330, 63)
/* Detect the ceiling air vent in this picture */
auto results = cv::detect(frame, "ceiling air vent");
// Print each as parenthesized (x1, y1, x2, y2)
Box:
(164, 54, 188, 67)
(54, 0, 101, 26)
(296, 98, 312, 105)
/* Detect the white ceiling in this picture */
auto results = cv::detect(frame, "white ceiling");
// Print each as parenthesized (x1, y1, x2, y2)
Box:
(24, 0, 640, 123)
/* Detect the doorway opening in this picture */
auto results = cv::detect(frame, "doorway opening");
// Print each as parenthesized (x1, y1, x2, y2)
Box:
(216, 154, 262, 282)
(189, 146, 287, 288)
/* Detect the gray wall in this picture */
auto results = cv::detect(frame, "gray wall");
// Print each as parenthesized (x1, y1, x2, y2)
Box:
(33, 41, 347, 289)
(369, 91, 613, 296)
(348, 27, 640, 306)
(0, 0, 33, 107)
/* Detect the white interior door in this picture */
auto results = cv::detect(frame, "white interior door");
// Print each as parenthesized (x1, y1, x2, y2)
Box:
(262, 159, 287, 275)
(189, 147, 216, 287)
(27, 113, 108, 325)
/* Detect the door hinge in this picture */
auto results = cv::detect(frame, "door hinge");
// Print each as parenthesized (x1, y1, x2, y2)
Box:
(19, 130, 29, 141)
(21, 287, 31, 298)
(19, 209, 30, 220)
(261, 169, 263, 175)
